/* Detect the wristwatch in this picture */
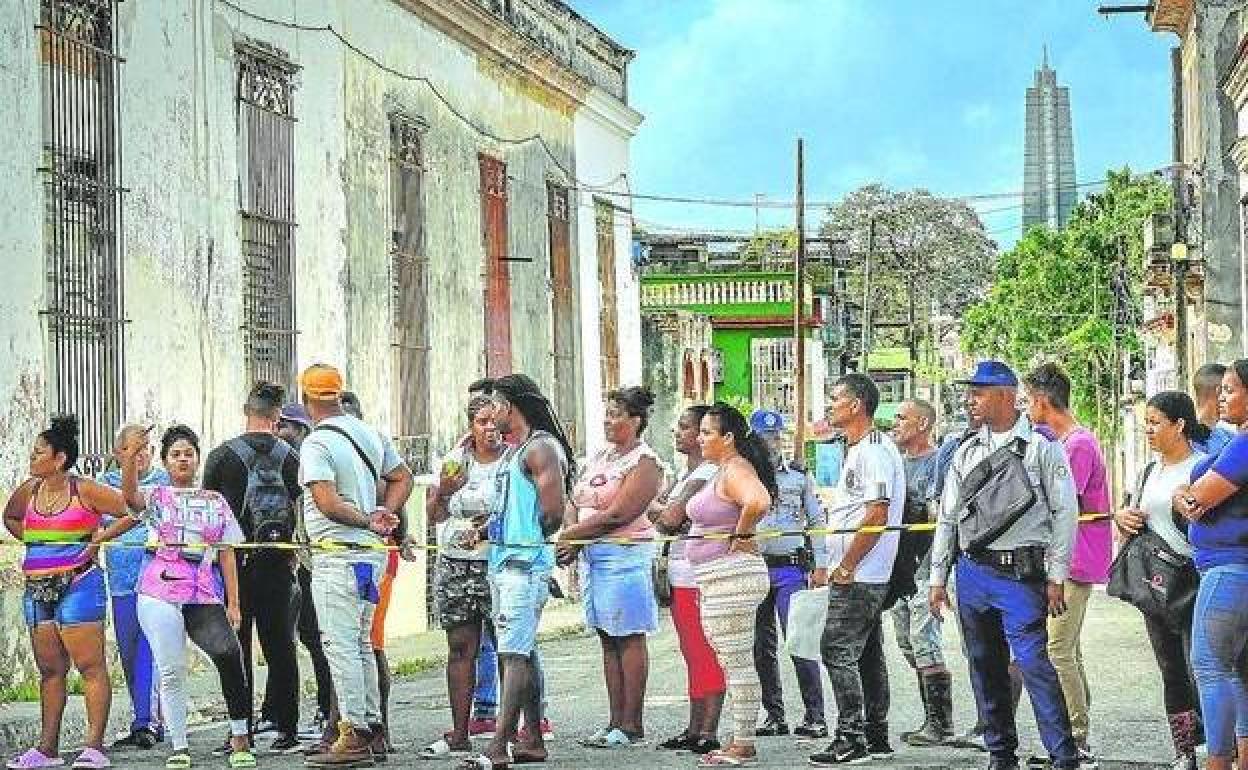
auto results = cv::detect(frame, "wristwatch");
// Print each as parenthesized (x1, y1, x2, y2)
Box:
(833, 564, 854, 582)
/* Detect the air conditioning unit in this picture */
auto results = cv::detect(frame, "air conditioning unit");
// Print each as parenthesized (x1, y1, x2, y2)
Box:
(1143, 212, 1176, 253)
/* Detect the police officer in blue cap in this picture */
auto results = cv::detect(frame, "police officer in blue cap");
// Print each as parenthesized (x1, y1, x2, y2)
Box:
(928, 361, 1083, 770)
(748, 409, 829, 740)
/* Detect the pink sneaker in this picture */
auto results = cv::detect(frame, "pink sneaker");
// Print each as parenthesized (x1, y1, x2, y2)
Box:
(467, 717, 496, 738)
(516, 718, 555, 743)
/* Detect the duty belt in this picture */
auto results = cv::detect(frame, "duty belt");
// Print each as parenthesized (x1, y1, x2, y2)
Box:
(763, 551, 806, 569)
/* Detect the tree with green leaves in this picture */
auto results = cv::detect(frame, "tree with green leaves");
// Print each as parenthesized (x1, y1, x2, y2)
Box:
(959, 169, 1172, 436)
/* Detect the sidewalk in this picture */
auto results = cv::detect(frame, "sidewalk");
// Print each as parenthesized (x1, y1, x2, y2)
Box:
(0, 600, 586, 753)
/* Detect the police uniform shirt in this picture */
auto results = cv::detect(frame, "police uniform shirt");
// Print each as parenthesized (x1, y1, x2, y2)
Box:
(757, 463, 829, 568)
(826, 431, 906, 584)
(928, 414, 1079, 588)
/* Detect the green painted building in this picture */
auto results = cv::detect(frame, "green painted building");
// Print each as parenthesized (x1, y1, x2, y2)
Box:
(640, 267, 825, 423)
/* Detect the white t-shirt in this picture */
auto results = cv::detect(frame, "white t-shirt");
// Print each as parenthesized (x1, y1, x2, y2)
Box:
(1136, 453, 1204, 557)
(826, 431, 906, 584)
(437, 446, 504, 561)
(667, 463, 719, 589)
(299, 415, 404, 546)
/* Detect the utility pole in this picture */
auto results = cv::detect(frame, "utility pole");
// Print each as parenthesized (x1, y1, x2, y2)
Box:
(861, 216, 875, 364)
(794, 139, 808, 450)
(754, 193, 764, 236)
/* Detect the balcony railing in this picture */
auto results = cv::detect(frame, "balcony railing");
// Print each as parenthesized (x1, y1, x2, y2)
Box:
(642, 279, 799, 309)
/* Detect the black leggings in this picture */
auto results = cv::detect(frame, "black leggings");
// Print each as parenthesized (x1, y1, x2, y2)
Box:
(1144, 611, 1199, 715)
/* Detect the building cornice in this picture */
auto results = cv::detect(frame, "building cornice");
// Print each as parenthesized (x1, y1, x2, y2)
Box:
(1148, 0, 1194, 38)
(578, 86, 643, 138)
(398, 0, 592, 110)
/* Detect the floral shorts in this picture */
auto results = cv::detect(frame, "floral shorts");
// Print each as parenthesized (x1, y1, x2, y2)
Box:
(434, 557, 491, 629)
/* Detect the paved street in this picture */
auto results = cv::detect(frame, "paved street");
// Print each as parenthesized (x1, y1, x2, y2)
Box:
(70, 590, 1175, 770)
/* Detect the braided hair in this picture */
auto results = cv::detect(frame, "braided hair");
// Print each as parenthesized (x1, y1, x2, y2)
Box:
(491, 374, 577, 493)
(705, 402, 778, 499)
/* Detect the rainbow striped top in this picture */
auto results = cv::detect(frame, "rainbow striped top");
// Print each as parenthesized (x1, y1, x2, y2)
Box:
(21, 477, 102, 577)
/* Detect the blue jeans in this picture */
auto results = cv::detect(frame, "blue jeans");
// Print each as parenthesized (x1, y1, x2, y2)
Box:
(112, 593, 160, 733)
(474, 633, 498, 719)
(1191, 564, 1248, 757)
(955, 557, 1078, 768)
(23, 565, 108, 627)
(756, 565, 825, 723)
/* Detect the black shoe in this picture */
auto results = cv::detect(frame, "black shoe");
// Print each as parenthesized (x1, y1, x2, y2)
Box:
(686, 738, 721, 756)
(112, 727, 160, 750)
(657, 732, 693, 751)
(270, 733, 304, 754)
(756, 716, 790, 737)
(795, 721, 830, 740)
(866, 736, 894, 759)
(254, 719, 279, 735)
(988, 757, 1021, 770)
(808, 735, 870, 766)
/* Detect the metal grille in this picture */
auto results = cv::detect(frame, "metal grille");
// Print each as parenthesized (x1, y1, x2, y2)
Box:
(237, 46, 297, 391)
(389, 114, 430, 454)
(39, 0, 126, 477)
(547, 183, 578, 450)
(751, 337, 796, 419)
(595, 199, 620, 392)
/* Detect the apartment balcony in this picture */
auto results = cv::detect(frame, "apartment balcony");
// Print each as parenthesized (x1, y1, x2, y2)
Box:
(642, 277, 797, 309)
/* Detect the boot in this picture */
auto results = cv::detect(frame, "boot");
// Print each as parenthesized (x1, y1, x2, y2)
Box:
(305, 721, 375, 768)
(904, 670, 955, 747)
(900, 670, 931, 742)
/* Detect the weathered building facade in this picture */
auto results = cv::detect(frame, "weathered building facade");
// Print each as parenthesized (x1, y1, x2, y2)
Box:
(1141, 0, 1247, 393)
(0, 0, 639, 684)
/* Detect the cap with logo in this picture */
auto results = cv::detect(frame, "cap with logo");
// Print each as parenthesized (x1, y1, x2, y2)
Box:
(749, 409, 785, 435)
(954, 360, 1019, 388)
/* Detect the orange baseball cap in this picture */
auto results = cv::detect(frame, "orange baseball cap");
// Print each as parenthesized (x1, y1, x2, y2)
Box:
(300, 364, 344, 400)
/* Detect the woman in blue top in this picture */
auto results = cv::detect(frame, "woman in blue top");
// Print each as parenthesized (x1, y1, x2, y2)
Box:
(1175, 358, 1248, 770)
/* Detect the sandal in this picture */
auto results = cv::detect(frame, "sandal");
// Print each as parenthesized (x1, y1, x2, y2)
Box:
(164, 751, 191, 770)
(509, 747, 547, 765)
(69, 749, 110, 770)
(580, 728, 645, 749)
(697, 749, 758, 767)
(6, 749, 65, 770)
(455, 754, 508, 770)
(421, 736, 471, 760)
(227, 751, 256, 769)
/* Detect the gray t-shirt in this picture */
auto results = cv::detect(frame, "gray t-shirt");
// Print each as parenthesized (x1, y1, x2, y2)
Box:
(299, 414, 404, 546)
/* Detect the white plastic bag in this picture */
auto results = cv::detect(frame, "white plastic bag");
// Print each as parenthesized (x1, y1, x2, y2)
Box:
(784, 586, 829, 661)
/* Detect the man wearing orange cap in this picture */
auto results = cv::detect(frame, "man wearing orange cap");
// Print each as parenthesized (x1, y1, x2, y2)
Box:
(297, 364, 414, 768)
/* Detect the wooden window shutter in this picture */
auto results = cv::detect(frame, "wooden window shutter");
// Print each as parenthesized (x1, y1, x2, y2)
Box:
(480, 153, 512, 377)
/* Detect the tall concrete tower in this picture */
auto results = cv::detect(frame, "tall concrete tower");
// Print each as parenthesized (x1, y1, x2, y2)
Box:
(1023, 47, 1076, 230)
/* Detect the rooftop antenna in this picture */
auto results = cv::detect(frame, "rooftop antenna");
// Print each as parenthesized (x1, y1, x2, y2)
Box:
(1042, 44, 1049, 69)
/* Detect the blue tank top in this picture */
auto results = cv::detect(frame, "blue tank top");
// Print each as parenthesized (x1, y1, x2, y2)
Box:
(487, 432, 563, 572)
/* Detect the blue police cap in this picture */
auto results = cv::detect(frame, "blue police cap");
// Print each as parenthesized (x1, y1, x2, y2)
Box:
(955, 360, 1019, 387)
(749, 410, 784, 434)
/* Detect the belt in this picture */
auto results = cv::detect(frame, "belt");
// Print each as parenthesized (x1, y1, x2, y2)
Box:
(966, 549, 1017, 572)
(763, 552, 805, 569)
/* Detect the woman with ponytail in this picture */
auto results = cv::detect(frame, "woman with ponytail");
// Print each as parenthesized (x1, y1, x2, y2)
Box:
(3, 415, 135, 770)
(682, 402, 774, 767)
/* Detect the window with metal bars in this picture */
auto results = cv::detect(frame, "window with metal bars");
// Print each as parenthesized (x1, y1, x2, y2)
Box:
(237, 45, 298, 391)
(38, 0, 126, 476)
(595, 198, 620, 392)
(547, 182, 579, 449)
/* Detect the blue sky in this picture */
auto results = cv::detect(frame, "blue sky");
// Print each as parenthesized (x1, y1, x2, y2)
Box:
(567, 1, 1173, 248)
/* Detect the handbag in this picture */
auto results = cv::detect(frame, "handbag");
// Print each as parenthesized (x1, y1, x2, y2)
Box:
(653, 541, 673, 608)
(1107, 463, 1199, 630)
(25, 570, 77, 603)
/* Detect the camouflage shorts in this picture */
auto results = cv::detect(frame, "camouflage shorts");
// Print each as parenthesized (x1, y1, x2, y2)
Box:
(434, 557, 492, 629)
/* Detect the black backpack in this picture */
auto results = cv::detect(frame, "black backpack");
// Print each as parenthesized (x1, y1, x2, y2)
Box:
(226, 438, 296, 543)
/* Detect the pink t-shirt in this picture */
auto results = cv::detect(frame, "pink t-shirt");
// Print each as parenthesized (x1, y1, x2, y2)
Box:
(1062, 428, 1112, 584)
(571, 443, 661, 540)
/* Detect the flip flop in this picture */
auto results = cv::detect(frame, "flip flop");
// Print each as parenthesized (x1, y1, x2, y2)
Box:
(6, 749, 65, 770)
(698, 749, 759, 767)
(455, 755, 508, 770)
(421, 737, 471, 760)
(580, 728, 645, 749)
(163, 751, 191, 770)
(69, 749, 110, 770)
(510, 748, 547, 765)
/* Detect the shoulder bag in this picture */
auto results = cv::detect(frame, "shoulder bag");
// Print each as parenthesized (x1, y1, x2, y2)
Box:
(1107, 462, 1198, 631)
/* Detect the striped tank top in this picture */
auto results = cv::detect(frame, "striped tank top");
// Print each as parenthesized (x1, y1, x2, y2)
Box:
(22, 477, 102, 577)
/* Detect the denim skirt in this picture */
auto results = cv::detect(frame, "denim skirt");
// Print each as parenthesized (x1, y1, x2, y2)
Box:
(581, 542, 659, 637)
